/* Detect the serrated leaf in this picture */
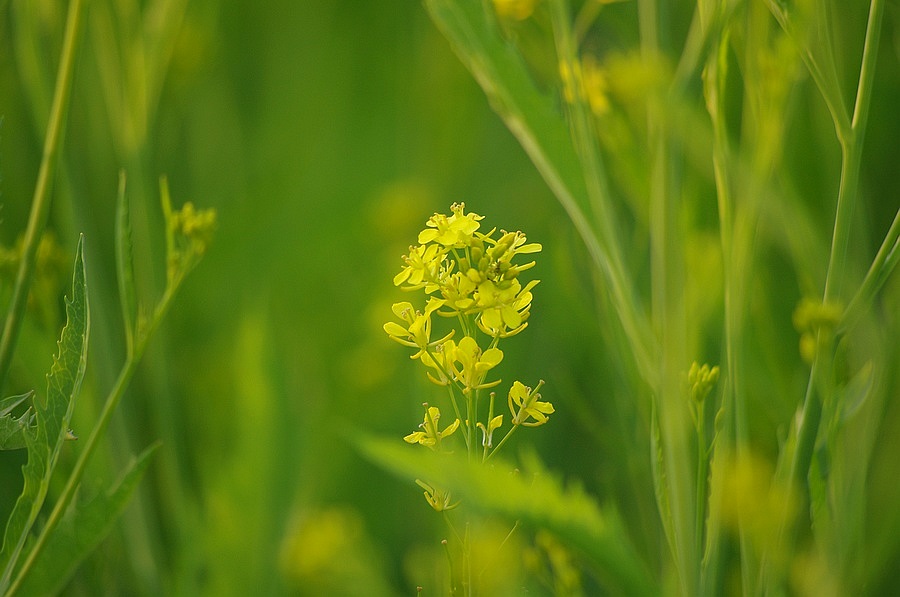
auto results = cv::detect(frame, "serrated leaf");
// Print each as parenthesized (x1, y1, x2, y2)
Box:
(0, 392, 34, 451)
(358, 435, 657, 596)
(0, 236, 90, 590)
(115, 170, 137, 353)
(15, 444, 158, 596)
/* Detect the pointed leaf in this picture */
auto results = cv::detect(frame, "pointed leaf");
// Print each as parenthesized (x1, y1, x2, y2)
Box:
(15, 444, 159, 596)
(0, 236, 90, 589)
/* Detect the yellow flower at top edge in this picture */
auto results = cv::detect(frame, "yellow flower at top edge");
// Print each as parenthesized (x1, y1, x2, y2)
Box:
(418, 202, 483, 248)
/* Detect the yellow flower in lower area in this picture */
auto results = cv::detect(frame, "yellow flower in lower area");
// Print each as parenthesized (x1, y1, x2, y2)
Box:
(415, 479, 459, 512)
(404, 405, 460, 450)
(508, 380, 553, 426)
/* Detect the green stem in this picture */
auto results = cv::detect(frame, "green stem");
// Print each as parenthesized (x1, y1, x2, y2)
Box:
(5, 282, 181, 596)
(0, 0, 86, 391)
(841, 207, 900, 333)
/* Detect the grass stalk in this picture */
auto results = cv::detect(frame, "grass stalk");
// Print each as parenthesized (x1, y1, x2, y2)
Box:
(0, 0, 86, 391)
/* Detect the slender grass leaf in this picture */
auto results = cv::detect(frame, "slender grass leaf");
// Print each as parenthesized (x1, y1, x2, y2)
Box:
(115, 171, 137, 353)
(649, 403, 677, 567)
(0, 236, 89, 590)
(15, 443, 159, 596)
(359, 435, 657, 596)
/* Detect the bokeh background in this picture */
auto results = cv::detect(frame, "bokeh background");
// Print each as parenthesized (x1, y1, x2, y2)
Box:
(1, 0, 899, 594)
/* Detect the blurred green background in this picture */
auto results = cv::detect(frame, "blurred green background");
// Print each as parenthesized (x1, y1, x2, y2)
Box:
(1, 0, 899, 594)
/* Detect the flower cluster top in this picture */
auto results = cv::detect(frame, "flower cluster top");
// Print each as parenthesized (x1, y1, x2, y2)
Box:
(389, 202, 541, 340)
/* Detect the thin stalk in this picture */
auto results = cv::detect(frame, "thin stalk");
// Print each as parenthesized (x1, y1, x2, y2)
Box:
(5, 282, 181, 596)
(0, 0, 86, 391)
(793, 0, 884, 501)
(762, 0, 884, 588)
(840, 207, 900, 333)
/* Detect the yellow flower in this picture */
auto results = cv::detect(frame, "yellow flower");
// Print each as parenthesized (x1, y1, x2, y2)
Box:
(383, 298, 452, 359)
(476, 279, 539, 337)
(415, 479, 459, 512)
(508, 380, 553, 426)
(477, 414, 504, 448)
(492, 0, 537, 20)
(404, 405, 460, 450)
(393, 243, 445, 292)
(418, 202, 483, 248)
(451, 335, 504, 392)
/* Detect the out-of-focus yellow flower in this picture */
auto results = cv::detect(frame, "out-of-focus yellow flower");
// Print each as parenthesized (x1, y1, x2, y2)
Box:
(492, 0, 538, 21)
(415, 479, 459, 512)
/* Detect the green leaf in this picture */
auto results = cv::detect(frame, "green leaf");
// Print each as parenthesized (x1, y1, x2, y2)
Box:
(0, 393, 34, 451)
(115, 170, 137, 353)
(358, 435, 657, 596)
(0, 235, 90, 590)
(14, 444, 159, 596)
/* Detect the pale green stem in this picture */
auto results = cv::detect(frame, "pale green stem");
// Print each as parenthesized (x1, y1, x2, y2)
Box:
(841, 207, 900, 333)
(763, 0, 884, 589)
(5, 280, 182, 596)
(0, 0, 86, 391)
(794, 0, 884, 503)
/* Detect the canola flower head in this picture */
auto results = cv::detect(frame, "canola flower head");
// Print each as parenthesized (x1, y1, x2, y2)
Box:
(688, 361, 720, 403)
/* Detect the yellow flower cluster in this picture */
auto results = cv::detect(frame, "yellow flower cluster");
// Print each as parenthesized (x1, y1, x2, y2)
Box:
(385, 204, 554, 508)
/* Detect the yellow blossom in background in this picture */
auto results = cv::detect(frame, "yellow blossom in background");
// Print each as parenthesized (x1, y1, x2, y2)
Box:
(581, 55, 611, 117)
(492, 0, 537, 21)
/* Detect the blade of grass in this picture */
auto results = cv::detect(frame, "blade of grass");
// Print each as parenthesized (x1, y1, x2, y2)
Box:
(0, 0, 87, 391)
